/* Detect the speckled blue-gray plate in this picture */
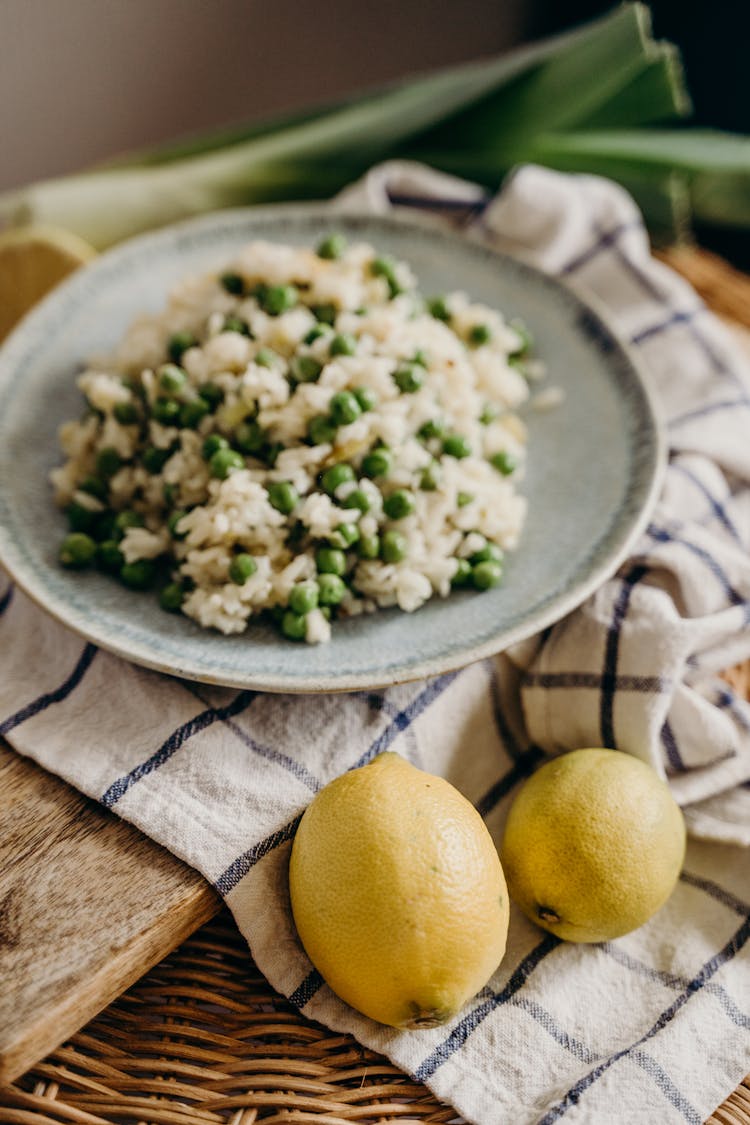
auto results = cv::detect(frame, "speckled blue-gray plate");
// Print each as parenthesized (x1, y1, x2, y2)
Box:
(0, 207, 665, 692)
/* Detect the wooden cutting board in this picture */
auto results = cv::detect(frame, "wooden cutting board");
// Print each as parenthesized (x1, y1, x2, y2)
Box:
(2, 245, 749, 1089)
(0, 739, 220, 1083)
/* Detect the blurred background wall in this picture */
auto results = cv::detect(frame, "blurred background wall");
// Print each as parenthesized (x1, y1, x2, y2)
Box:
(0, 0, 745, 257)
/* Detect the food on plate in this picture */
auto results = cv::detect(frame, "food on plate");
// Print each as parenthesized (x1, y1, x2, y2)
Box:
(288, 751, 509, 1028)
(0, 224, 96, 342)
(51, 232, 542, 643)
(501, 748, 686, 943)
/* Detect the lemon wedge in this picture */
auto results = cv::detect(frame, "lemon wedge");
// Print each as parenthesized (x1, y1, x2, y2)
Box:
(0, 225, 97, 342)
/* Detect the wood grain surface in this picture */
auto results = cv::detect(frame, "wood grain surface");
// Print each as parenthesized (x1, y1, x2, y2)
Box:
(0, 739, 220, 1083)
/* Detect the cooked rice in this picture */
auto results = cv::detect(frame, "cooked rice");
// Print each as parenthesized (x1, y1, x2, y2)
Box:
(51, 236, 544, 643)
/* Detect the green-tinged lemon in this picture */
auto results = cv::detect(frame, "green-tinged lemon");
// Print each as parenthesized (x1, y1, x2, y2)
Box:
(501, 748, 686, 943)
(289, 751, 509, 1028)
(0, 224, 96, 342)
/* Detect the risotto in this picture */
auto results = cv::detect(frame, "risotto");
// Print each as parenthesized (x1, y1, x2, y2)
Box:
(51, 233, 543, 644)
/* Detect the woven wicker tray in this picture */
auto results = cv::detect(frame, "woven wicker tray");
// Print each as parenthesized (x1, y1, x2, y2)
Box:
(2, 246, 748, 1125)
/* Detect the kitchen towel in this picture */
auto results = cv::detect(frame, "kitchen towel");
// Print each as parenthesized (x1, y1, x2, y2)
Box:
(2, 162, 749, 1124)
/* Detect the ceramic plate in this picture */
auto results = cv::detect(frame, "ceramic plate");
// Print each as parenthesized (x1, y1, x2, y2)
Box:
(0, 207, 665, 692)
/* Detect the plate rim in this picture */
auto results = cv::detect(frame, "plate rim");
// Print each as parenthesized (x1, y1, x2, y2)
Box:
(0, 204, 667, 692)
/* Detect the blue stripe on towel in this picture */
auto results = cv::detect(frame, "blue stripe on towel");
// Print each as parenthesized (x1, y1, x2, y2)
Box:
(0, 642, 97, 736)
(412, 934, 560, 1083)
(538, 914, 750, 1122)
(600, 566, 648, 748)
(646, 524, 746, 606)
(101, 689, 257, 808)
(0, 583, 14, 617)
(214, 812, 303, 896)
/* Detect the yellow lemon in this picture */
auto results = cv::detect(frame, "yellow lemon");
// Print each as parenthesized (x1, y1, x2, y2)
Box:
(289, 752, 509, 1028)
(0, 225, 96, 342)
(501, 748, 686, 943)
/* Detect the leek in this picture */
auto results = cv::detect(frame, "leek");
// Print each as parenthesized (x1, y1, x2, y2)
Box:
(0, 3, 747, 248)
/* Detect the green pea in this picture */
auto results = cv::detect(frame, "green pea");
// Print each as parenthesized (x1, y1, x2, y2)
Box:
(180, 398, 211, 429)
(353, 386, 377, 413)
(79, 475, 108, 501)
(167, 331, 198, 364)
(442, 433, 472, 460)
(380, 529, 408, 563)
(268, 480, 298, 514)
(357, 532, 380, 559)
(220, 271, 245, 295)
(312, 303, 337, 325)
(120, 559, 156, 590)
(418, 418, 446, 441)
(361, 447, 392, 478)
(202, 433, 229, 459)
(113, 401, 140, 425)
(329, 391, 362, 427)
(262, 441, 283, 468)
(304, 323, 333, 345)
(472, 559, 503, 589)
(451, 558, 472, 587)
(142, 445, 172, 474)
(159, 364, 187, 394)
(160, 582, 185, 612)
(427, 296, 451, 321)
(457, 491, 474, 508)
(307, 414, 337, 445)
(369, 255, 402, 298)
(152, 398, 181, 425)
(235, 419, 265, 454)
(223, 315, 252, 337)
(479, 403, 500, 425)
(321, 463, 355, 495)
(163, 483, 177, 506)
(113, 510, 144, 539)
(383, 489, 415, 520)
(419, 461, 441, 491)
(330, 332, 357, 357)
(412, 349, 428, 368)
(317, 233, 347, 260)
(490, 450, 518, 476)
(290, 355, 323, 384)
(168, 510, 189, 539)
(197, 382, 224, 409)
(97, 539, 125, 573)
(469, 323, 492, 347)
(393, 362, 424, 394)
(509, 317, 533, 357)
(229, 553, 257, 585)
(262, 284, 298, 316)
(255, 348, 276, 367)
(317, 572, 346, 606)
(316, 546, 346, 575)
(74, 510, 98, 549)
(281, 610, 307, 641)
(210, 448, 244, 479)
(289, 580, 319, 615)
(92, 510, 117, 542)
(59, 532, 97, 569)
(330, 522, 359, 549)
(342, 488, 370, 513)
(471, 541, 504, 565)
(96, 447, 121, 477)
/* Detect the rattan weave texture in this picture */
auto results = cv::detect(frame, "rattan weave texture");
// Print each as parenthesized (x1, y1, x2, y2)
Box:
(4, 913, 461, 1125)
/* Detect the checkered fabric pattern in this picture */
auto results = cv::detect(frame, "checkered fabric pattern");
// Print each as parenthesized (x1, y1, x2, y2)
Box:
(1, 163, 749, 1124)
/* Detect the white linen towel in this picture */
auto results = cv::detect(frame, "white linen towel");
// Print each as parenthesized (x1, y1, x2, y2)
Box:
(1, 163, 749, 1124)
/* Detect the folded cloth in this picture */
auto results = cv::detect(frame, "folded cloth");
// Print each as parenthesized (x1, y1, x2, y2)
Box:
(1, 162, 749, 1125)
